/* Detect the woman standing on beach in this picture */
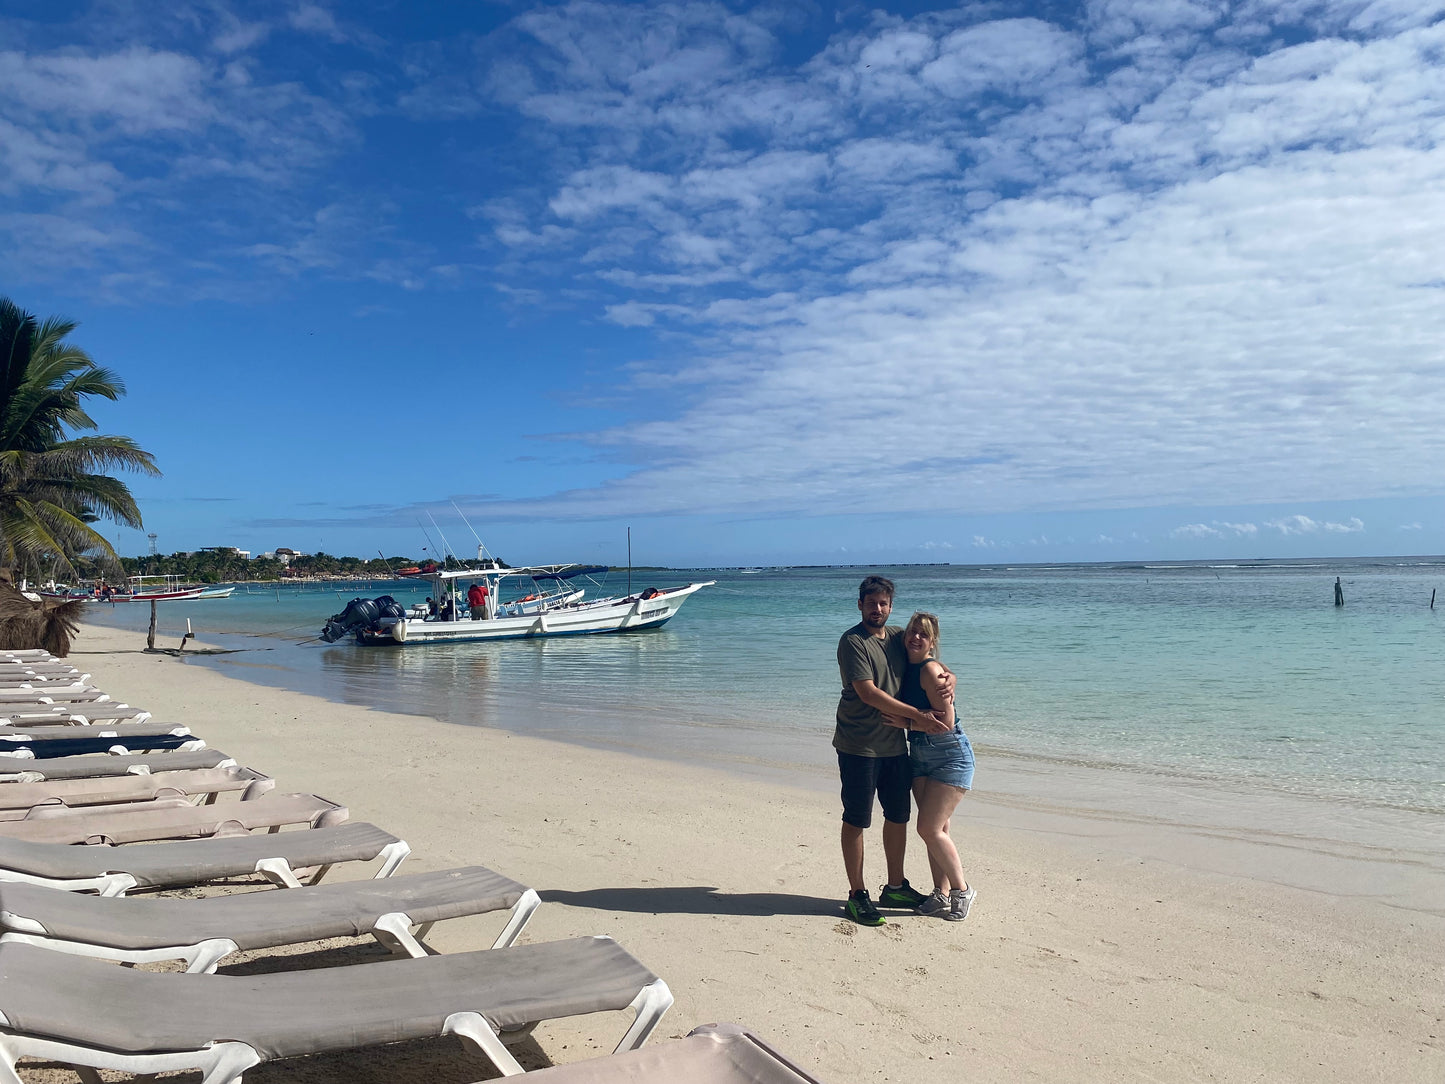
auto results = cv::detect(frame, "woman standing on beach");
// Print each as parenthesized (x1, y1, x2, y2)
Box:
(893, 611, 976, 921)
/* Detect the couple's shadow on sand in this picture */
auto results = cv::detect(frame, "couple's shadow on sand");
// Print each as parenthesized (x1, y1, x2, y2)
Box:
(541, 886, 839, 918)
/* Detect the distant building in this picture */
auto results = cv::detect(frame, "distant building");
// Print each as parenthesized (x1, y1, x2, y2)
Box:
(200, 547, 250, 559)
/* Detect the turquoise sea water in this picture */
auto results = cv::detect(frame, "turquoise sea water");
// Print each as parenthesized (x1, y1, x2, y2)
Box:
(79, 557, 1445, 818)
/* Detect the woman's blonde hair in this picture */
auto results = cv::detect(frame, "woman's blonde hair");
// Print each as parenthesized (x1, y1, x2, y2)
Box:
(906, 611, 940, 651)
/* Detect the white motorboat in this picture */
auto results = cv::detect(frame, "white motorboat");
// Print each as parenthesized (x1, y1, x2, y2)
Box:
(318, 563, 714, 645)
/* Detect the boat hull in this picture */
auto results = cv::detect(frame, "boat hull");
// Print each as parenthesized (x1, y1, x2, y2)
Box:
(109, 588, 209, 602)
(351, 583, 711, 646)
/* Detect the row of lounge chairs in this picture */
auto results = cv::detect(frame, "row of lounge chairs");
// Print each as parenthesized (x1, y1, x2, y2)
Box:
(0, 649, 827, 1083)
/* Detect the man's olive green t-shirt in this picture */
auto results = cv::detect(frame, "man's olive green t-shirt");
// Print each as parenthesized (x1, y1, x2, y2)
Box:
(833, 623, 907, 758)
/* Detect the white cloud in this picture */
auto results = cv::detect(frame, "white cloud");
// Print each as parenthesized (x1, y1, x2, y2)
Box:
(1266, 515, 1365, 535)
(1172, 523, 1222, 539)
(0, 48, 214, 135)
(1399, 522, 1423, 530)
(971, 535, 993, 548)
(458, 5, 1445, 523)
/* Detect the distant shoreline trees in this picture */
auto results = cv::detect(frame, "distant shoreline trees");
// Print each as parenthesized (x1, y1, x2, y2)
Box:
(119, 551, 424, 583)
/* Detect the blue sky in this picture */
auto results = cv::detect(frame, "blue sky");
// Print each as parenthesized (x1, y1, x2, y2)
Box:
(5, 0, 1444, 567)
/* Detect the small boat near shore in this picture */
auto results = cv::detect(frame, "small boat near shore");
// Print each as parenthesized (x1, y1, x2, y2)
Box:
(319, 563, 714, 645)
(40, 577, 239, 603)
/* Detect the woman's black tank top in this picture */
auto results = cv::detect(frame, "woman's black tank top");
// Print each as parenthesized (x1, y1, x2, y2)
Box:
(899, 660, 933, 712)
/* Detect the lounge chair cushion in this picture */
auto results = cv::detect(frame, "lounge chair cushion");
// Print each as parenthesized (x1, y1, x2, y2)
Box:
(0, 936, 656, 1058)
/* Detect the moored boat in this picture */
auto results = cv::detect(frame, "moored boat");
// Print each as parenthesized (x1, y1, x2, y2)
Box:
(318, 564, 714, 645)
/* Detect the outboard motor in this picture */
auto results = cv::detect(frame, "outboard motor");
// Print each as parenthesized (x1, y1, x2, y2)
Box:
(319, 597, 383, 643)
(374, 595, 406, 620)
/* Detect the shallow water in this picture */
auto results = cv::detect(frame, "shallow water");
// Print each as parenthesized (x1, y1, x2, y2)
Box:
(81, 557, 1445, 823)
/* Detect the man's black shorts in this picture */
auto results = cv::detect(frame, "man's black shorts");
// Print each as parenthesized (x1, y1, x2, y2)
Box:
(838, 751, 912, 828)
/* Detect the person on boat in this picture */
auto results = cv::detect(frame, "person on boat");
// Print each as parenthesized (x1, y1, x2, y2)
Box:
(426, 597, 437, 618)
(834, 575, 955, 927)
(467, 581, 488, 620)
(882, 611, 976, 921)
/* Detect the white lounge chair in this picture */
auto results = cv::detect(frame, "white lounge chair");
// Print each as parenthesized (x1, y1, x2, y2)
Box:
(0, 687, 108, 702)
(0, 748, 234, 782)
(0, 791, 345, 845)
(0, 723, 202, 759)
(0, 820, 410, 895)
(0, 703, 151, 726)
(518, 1022, 831, 1083)
(0, 935, 672, 1080)
(0, 764, 273, 818)
(0, 864, 540, 971)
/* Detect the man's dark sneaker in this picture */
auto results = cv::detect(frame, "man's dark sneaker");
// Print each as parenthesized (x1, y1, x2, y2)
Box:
(845, 889, 886, 926)
(878, 879, 928, 908)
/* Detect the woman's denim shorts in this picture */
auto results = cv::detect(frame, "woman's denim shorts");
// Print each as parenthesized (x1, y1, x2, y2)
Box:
(909, 727, 975, 790)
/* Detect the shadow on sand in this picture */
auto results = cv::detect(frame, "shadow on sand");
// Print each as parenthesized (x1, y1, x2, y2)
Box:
(540, 885, 840, 918)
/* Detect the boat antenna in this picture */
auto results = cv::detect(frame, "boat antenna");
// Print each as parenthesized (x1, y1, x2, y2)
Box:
(415, 519, 443, 563)
(450, 501, 491, 565)
(426, 512, 457, 563)
(627, 526, 632, 596)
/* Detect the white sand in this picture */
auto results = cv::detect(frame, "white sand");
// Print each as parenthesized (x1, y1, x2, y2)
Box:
(38, 624, 1445, 1083)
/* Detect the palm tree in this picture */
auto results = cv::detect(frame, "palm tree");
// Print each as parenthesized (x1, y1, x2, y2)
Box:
(0, 298, 160, 583)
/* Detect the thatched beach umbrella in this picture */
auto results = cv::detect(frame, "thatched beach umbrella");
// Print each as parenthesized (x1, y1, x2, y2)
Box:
(0, 580, 85, 657)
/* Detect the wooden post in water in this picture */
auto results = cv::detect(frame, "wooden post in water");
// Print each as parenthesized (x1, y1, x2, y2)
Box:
(1431, 589, 1436, 610)
(146, 600, 158, 649)
(1333, 576, 1344, 607)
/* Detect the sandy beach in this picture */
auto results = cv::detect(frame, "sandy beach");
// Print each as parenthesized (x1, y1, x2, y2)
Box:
(39, 623, 1445, 1083)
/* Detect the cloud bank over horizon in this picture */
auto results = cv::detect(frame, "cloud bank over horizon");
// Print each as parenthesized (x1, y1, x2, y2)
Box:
(3, 1, 1443, 560)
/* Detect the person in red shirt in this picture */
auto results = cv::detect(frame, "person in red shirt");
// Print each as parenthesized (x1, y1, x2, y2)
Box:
(467, 581, 488, 620)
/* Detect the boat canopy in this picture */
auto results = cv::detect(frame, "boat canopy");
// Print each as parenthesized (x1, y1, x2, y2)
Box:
(424, 563, 608, 583)
(532, 565, 607, 580)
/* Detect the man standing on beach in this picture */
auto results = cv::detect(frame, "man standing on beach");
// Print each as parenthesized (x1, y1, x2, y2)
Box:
(835, 574, 953, 926)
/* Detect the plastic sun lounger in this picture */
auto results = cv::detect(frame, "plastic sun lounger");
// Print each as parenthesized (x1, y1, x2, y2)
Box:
(0, 936, 672, 1081)
(0, 704, 150, 726)
(0, 687, 98, 696)
(0, 666, 88, 683)
(0, 687, 108, 702)
(0, 722, 188, 740)
(0, 749, 233, 782)
(0, 792, 345, 845)
(0, 865, 540, 972)
(0, 725, 202, 760)
(518, 1023, 831, 1084)
(0, 820, 410, 895)
(0, 765, 274, 819)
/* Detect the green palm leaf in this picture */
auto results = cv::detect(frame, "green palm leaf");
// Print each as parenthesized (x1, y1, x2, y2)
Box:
(0, 298, 160, 580)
